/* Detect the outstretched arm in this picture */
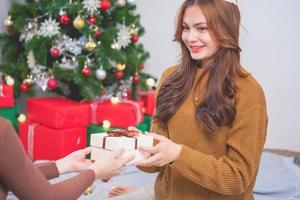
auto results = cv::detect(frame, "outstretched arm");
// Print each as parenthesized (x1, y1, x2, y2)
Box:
(0, 121, 95, 200)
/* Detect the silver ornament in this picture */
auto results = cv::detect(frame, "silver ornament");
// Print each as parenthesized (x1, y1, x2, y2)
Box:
(117, 0, 126, 6)
(96, 68, 107, 80)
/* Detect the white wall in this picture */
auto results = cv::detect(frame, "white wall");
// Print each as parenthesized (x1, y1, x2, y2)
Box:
(238, 0, 300, 151)
(1, 0, 299, 151)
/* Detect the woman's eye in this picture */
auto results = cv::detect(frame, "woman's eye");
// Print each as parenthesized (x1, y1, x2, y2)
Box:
(183, 26, 190, 31)
(198, 27, 208, 32)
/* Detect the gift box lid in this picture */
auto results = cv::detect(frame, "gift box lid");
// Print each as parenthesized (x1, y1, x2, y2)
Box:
(27, 97, 90, 129)
(94, 100, 144, 128)
(90, 132, 153, 151)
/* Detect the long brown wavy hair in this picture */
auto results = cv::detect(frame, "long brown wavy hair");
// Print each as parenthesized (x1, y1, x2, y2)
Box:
(154, 0, 247, 133)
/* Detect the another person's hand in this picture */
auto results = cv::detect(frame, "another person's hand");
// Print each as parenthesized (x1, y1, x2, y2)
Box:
(90, 149, 134, 180)
(56, 147, 93, 174)
(135, 133, 182, 167)
(127, 126, 142, 133)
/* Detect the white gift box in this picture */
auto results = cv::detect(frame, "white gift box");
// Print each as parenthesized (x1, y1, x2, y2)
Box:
(90, 133, 153, 163)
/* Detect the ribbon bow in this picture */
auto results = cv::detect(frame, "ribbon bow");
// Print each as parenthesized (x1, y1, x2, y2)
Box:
(103, 129, 140, 150)
(106, 129, 140, 137)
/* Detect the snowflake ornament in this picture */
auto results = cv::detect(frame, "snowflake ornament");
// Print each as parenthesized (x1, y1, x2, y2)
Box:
(35, 74, 49, 91)
(112, 24, 131, 50)
(20, 21, 39, 43)
(37, 18, 60, 37)
(59, 56, 78, 70)
(83, 0, 100, 15)
(58, 35, 83, 56)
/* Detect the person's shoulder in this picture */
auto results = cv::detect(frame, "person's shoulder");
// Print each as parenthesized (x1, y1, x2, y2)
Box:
(155, 65, 178, 91)
(235, 67, 266, 110)
(160, 65, 177, 80)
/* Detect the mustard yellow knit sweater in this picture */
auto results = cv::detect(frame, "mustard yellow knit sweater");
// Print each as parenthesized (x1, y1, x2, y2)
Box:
(141, 66, 268, 200)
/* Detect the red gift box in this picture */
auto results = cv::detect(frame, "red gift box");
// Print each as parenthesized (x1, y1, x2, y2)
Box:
(90, 100, 143, 128)
(19, 121, 86, 160)
(140, 90, 156, 116)
(27, 97, 90, 129)
(0, 83, 14, 107)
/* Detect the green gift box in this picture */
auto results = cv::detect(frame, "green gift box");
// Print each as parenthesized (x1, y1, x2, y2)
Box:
(143, 115, 152, 130)
(0, 105, 20, 131)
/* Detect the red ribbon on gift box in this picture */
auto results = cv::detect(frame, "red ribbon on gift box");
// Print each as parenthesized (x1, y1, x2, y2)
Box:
(102, 129, 140, 149)
(27, 123, 37, 160)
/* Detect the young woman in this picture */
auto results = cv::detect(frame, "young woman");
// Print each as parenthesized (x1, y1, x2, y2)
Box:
(0, 117, 133, 200)
(132, 0, 268, 200)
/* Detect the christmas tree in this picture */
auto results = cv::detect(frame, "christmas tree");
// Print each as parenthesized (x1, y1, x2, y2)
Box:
(0, 0, 156, 101)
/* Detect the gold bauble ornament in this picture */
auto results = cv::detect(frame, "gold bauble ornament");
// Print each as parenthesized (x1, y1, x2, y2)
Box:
(5, 77, 15, 86)
(116, 63, 126, 71)
(23, 78, 33, 85)
(4, 16, 13, 26)
(73, 15, 85, 29)
(129, 25, 138, 35)
(85, 40, 97, 52)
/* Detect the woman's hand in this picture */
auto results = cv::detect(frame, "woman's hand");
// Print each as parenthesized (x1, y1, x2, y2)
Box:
(90, 149, 134, 180)
(135, 133, 182, 167)
(56, 147, 93, 174)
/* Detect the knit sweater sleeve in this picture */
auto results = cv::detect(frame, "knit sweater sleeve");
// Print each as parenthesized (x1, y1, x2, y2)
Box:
(0, 119, 95, 200)
(170, 85, 268, 195)
(138, 66, 177, 173)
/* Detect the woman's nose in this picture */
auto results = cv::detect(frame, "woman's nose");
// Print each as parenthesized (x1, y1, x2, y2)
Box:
(187, 29, 198, 42)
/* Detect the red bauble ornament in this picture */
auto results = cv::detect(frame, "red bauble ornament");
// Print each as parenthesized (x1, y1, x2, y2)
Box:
(20, 83, 29, 92)
(60, 14, 71, 25)
(131, 34, 139, 44)
(82, 66, 92, 77)
(139, 63, 145, 70)
(47, 78, 58, 90)
(132, 73, 141, 84)
(87, 16, 97, 24)
(114, 70, 124, 79)
(95, 29, 103, 37)
(50, 47, 60, 58)
(6, 26, 13, 33)
(100, 0, 111, 10)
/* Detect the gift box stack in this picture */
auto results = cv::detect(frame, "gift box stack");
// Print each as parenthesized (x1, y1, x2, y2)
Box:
(86, 90, 156, 145)
(0, 82, 19, 131)
(87, 91, 156, 162)
(19, 97, 90, 160)
(86, 98, 147, 145)
(140, 90, 156, 129)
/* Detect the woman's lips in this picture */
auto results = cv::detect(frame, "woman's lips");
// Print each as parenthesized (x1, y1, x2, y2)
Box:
(190, 46, 204, 53)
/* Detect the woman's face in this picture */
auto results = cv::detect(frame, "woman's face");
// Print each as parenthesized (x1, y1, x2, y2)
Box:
(181, 5, 219, 61)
